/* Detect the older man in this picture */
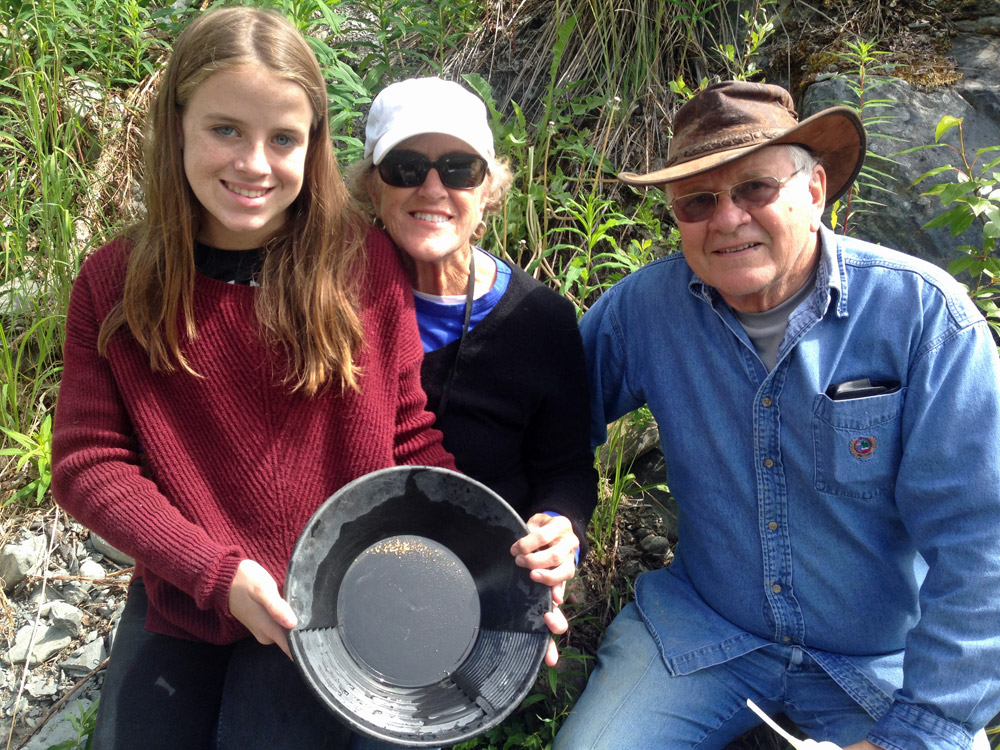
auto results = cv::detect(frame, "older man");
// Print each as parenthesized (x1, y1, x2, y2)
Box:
(555, 81, 1000, 750)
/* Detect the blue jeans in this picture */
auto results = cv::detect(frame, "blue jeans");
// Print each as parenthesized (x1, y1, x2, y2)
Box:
(554, 603, 878, 750)
(93, 581, 398, 750)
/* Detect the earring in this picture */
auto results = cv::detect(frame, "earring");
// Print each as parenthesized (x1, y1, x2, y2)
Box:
(471, 220, 488, 240)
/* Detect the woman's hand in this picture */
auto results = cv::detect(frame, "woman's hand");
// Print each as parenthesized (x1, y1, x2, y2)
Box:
(511, 513, 580, 667)
(228, 559, 298, 659)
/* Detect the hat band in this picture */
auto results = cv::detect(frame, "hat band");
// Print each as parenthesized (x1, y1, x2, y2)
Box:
(668, 127, 790, 167)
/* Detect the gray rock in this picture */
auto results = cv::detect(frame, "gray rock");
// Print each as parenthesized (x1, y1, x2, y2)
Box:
(55, 580, 93, 606)
(0, 536, 46, 592)
(25, 675, 58, 699)
(78, 559, 106, 580)
(97, 594, 120, 619)
(89, 532, 135, 566)
(952, 33, 1000, 124)
(639, 534, 672, 555)
(631, 448, 679, 543)
(21, 698, 94, 750)
(42, 601, 85, 637)
(803, 76, 986, 268)
(801, 34, 1000, 270)
(5, 624, 74, 667)
(955, 15, 1000, 33)
(27, 584, 62, 608)
(597, 414, 660, 467)
(61, 639, 106, 675)
(4, 693, 28, 718)
(0, 277, 44, 321)
(106, 601, 126, 651)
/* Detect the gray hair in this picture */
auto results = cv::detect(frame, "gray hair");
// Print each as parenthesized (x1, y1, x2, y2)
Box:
(784, 143, 822, 175)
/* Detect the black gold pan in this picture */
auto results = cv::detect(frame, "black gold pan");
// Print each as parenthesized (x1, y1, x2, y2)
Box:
(285, 466, 551, 747)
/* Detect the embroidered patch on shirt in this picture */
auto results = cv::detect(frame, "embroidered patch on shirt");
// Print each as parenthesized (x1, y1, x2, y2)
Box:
(850, 436, 876, 460)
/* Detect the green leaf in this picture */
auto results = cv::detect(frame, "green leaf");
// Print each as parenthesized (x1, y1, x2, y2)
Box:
(520, 693, 548, 708)
(911, 165, 956, 186)
(948, 256, 977, 275)
(935, 116, 963, 142)
(938, 181, 978, 205)
(982, 257, 1000, 277)
(0, 428, 34, 450)
(921, 207, 965, 231)
(950, 210, 978, 236)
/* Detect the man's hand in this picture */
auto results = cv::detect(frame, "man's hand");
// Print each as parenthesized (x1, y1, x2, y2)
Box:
(511, 513, 580, 666)
(228, 559, 298, 658)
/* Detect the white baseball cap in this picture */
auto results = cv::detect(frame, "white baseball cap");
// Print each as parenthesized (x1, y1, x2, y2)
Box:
(364, 77, 495, 165)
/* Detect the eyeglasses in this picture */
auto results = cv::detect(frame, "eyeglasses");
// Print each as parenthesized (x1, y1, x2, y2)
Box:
(377, 150, 489, 190)
(669, 168, 803, 223)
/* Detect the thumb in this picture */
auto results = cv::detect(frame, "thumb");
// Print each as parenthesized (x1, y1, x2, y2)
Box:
(264, 591, 298, 630)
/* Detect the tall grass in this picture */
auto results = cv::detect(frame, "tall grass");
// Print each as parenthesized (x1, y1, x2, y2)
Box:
(1, 0, 165, 503)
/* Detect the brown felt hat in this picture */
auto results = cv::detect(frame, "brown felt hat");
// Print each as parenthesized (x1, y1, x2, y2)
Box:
(618, 80, 866, 205)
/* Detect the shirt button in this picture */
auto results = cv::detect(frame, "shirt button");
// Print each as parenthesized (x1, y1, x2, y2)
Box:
(761, 397, 772, 407)
(763, 458, 774, 468)
(768, 521, 779, 531)
(771, 583, 782, 594)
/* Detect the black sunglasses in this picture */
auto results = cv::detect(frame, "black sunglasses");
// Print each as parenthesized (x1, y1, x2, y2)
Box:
(670, 169, 803, 223)
(377, 150, 489, 190)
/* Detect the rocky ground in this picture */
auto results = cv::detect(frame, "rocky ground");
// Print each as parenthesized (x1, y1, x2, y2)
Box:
(1, 507, 133, 749)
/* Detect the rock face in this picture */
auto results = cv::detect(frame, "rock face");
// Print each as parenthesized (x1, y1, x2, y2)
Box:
(801, 33, 1000, 268)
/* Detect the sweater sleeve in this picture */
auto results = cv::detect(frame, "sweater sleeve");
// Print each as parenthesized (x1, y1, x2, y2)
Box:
(51, 249, 245, 617)
(393, 348, 456, 470)
(364, 228, 455, 471)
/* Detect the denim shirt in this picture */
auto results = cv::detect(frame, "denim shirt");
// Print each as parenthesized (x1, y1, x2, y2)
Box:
(580, 226, 1000, 750)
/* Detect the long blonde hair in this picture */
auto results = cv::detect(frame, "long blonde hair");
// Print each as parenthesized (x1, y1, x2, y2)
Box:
(98, 6, 367, 395)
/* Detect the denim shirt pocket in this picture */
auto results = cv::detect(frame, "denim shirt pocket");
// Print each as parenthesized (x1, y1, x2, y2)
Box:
(812, 388, 905, 500)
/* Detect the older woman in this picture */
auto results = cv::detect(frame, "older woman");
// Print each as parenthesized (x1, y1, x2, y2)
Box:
(348, 77, 598, 665)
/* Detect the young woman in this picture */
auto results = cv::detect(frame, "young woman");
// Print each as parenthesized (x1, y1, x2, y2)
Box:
(347, 78, 599, 667)
(51, 9, 452, 749)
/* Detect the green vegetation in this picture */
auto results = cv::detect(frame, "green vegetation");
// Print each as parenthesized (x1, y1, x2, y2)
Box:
(47, 700, 99, 750)
(821, 38, 900, 236)
(2, 1, 998, 749)
(908, 116, 1000, 344)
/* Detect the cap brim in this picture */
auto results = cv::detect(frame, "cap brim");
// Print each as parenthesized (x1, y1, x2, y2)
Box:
(618, 106, 866, 206)
(372, 123, 493, 164)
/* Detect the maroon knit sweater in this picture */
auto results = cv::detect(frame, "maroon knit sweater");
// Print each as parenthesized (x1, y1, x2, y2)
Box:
(52, 228, 455, 644)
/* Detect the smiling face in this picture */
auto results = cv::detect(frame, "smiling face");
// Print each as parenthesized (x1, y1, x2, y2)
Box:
(370, 133, 489, 285)
(670, 145, 827, 313)
(180, 64, 313, 250)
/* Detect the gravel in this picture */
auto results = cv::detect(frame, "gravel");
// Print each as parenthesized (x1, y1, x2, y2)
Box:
(1, 508, 129, 750)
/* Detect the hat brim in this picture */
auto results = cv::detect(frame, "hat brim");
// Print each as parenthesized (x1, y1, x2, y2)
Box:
(618, 106, 866, 206)
(286, 466, 550, 747)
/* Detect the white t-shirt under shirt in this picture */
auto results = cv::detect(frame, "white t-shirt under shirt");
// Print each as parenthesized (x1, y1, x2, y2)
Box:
(411, 248, 512, 353)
